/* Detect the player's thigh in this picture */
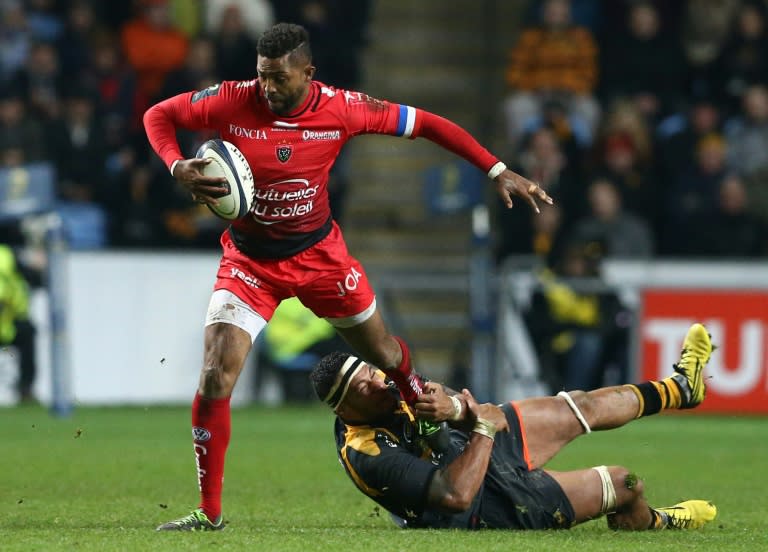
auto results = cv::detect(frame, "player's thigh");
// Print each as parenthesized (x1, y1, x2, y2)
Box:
(204, 289, 266, 372)
(295, 256, 376, 326)
(514, 396, 586, 468)
(545, 469, 603, 525)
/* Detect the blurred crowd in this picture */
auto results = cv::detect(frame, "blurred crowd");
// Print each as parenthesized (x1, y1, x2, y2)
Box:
(0, 0, 370, 251)
(496, 0, 768, 394)
(496, 0, 768, 263)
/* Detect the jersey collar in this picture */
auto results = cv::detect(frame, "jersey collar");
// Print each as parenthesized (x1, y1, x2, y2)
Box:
(258, 81, 319, 119)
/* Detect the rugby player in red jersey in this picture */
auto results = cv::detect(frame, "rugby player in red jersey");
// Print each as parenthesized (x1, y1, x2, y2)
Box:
(144, 22, 552, 531)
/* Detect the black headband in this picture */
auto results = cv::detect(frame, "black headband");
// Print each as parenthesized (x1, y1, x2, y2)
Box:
(324, 356, 366, 410)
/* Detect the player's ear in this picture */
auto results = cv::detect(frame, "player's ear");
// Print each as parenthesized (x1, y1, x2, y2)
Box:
(305, 64, 316, 81)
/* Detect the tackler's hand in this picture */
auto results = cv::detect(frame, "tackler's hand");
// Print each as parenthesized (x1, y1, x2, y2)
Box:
(494, 168, 554, 213)
(462, 389, 509, 434)
(172, 158, 229, 206)
(414, 382, 453, 422)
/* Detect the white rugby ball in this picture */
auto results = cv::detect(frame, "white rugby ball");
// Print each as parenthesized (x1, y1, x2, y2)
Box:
(195, 139, 255, 220)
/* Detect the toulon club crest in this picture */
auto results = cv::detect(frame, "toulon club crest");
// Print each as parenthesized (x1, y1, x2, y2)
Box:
(276, 142, 292, 163)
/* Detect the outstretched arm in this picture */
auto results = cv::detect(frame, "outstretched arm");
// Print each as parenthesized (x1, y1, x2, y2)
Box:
(415, 111, 553, 212)
(425, 389, 509, 513)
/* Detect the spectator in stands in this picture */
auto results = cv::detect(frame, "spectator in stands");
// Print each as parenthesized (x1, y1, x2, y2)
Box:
(495, 128, 582, 262)
(56, 0, 104, 82)
(25, 0, 63, 43)
(0, 245, 37, 403)
(159, 35, 219, 100)
(656, 92, 723, 191)
(209, 5, 259, 82)
(205, 0, 273, 42)
(91, 0, 134, 33)
(503, 0, 600, 149)
(725, 84, 768, 176)
(743, 164, 768, 228)
(108, 164, 166, 247)
(121, 0, 188, 105)
(688, 174, 767, 257)
(85, 34, 141, 174)
(588, 130, 657, 230)
(496, 200, 566, 264)
(682, 0, 741, 101)
(271, 0, 372, 90)
(10, 41, 62, 121)
(524, 239, 632, 393)
(594, 99, 655, 169)
(662, 132, 728, 256)
(0, 1, 32, 82)
(570, 178, 654, 258)
(598, 1, 685, 123)
(49, 84, 107, 204)
(711, 1, 768, 114)
(0, 83, 46, 166)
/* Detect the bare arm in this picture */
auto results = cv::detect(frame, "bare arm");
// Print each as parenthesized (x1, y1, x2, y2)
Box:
(415, 111, 553, 212)
(424, 389, 509, 513)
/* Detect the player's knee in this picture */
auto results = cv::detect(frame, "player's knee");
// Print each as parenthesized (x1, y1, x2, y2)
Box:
(200, 329, 240, 395)
(199, 362, 235, 395)
(609, 466, 645, 506)
(565, 390, 594, 421)
(568, 389, 592, 410)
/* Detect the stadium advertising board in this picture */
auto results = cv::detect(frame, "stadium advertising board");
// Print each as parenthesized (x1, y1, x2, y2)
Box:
(640, 290, 768, 414)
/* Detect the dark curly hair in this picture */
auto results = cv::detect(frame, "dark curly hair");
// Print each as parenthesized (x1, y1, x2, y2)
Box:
(257, 23, 312, 64)
(309, 351, 353, 403)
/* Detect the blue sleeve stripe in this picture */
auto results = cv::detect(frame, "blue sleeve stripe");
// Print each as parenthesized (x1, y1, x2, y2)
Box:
(395, 105, 416, 137)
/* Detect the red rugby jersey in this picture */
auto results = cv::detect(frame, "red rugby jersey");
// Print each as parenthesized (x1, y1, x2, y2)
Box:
(144, 79, 499, 257)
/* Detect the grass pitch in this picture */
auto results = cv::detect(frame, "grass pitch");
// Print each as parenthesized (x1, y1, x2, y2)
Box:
(3, 403, 767, 551)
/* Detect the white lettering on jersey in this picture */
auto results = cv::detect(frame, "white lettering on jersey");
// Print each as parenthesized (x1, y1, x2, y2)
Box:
(228, 124, 268, 139)
(235, 79, 257, 89)
(250, 178, 319, 225)
(302, 130, 341, 141)
(321, 86, 336, 98)
(230, 267, 261, 288)
(343, 90, 362, 103)
(274, 121, 299, 128)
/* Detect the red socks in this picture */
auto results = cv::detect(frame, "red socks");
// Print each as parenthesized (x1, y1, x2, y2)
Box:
(384, 336, 425, 405)
(191, 392, 231, 521)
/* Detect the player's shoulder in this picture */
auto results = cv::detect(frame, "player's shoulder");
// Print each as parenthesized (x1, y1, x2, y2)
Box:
(190, 79, 258, 105)
(314, 81, 390, 113)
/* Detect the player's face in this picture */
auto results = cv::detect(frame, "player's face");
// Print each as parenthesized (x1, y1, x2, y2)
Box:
(339, 364, 400, 421)
(257, 54, 314, 115)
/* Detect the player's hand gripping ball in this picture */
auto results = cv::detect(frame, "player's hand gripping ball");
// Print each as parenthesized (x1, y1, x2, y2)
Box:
(195, 139, 255, 220)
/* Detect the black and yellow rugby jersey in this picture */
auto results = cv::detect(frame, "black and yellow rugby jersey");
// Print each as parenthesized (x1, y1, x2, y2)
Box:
(333, 401, 576, 530)
(333, 400, 478, 529)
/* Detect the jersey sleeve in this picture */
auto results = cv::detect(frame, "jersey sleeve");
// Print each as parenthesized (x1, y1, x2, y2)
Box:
(143, 81, 240, 171)
(340, 428, 437, 517)
(340, 90, 422, 139)
(339, 90, 500, 174)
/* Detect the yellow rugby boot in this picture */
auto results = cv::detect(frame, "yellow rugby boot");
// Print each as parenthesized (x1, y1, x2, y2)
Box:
(671, 323, 713, 408)
(656, 500, 717, 529)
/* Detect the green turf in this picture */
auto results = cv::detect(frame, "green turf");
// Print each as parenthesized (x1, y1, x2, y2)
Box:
(2, 403, 767, 551)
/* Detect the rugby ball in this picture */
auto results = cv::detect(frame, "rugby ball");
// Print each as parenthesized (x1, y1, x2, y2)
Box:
(195, 139, 255, 220)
